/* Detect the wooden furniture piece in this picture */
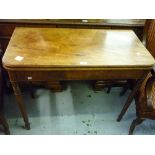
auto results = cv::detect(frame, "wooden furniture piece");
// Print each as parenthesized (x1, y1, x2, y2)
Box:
(0, 19, 145, 54)
(2, 27, 154, 129)
(128, 19, 155, 134)
(117, 19, 155, 122)
(0, 19, 146, 92)
(129, 72, 155, 134)
(0, 44, 10, 134)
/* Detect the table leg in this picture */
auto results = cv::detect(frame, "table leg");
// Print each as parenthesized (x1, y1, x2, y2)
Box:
(11, 81, 30, 130)
(117, 79, 144, 122)
(0, 114, 10, 134)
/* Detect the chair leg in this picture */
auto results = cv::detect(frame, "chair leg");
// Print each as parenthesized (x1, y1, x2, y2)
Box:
(129, 117, 144, 135)
(0, 114, 10, 135)
(117, 79, 144, 122)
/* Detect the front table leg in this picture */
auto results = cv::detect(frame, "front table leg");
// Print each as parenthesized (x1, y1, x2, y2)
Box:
(11, 81, 30, 130)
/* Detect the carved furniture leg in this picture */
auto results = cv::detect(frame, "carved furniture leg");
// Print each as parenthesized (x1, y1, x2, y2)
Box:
(117, 79, 144, 122)
(11, 81, 30, 130)
(46, 81, 63, 92)
(129, 117, 144, 135)
(0, 114, 10, 134)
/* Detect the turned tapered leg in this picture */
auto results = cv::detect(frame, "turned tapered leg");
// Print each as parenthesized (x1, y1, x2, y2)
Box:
(11, 81, 30, 130)
(129, 117, 144, 135)
(117, 79, 144, 122)
(0, 114, 10, 134)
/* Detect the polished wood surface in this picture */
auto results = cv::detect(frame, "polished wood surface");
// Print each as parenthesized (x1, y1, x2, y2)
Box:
(3, 27, 154, 69)
(0, 19, 145, 27)
(3, 27, 155, 129)
(0, 19, 145, 54)
(0, 19, 145, 93)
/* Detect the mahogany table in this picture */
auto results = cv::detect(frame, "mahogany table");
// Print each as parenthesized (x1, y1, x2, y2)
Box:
(2, 27, 155, 129)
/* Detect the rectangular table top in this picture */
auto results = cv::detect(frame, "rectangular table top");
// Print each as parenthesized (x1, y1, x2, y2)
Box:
(3, 27, 155, 69)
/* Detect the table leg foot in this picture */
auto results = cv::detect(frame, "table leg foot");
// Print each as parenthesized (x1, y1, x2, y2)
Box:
(23, 122, 30, 130)
(4, 127, 11, 135)
(117, 115, 122, 122)
(0, 114, 10, 134)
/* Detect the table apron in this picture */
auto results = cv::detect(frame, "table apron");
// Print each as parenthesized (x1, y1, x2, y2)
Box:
(8, 69, 149, 82)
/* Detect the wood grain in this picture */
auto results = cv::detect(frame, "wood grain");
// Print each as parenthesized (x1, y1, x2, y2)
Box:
(3, 27, 155, 69)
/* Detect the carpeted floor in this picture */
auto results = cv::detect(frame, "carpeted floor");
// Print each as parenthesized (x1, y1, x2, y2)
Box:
(1, 81, 155, 135)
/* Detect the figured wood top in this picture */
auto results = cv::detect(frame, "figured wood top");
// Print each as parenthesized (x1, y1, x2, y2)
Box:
(3, 27, 155, 69)
(0, 19, 145, 27)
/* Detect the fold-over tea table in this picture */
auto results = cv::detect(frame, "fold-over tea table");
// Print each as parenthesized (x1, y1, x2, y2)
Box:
(3, 27, 155, 129)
